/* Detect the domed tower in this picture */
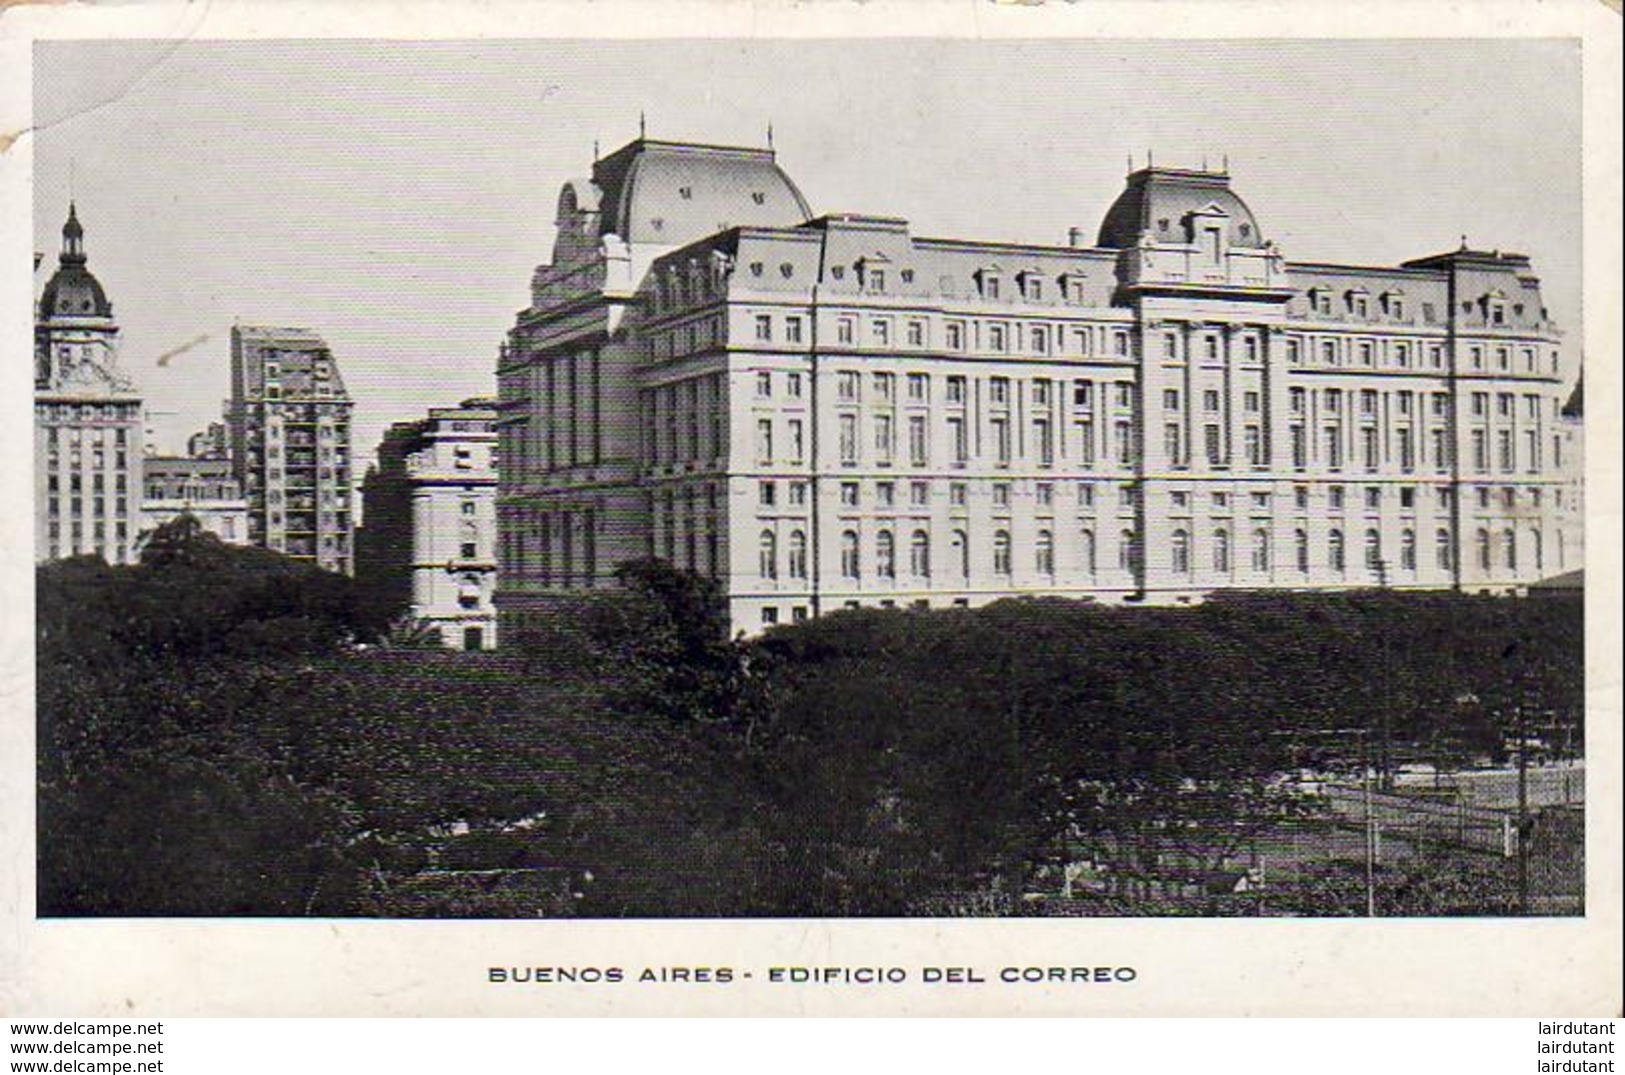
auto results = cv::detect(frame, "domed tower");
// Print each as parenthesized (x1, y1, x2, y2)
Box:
(36, 203, 124, 391)
(35, 204, 144, 565)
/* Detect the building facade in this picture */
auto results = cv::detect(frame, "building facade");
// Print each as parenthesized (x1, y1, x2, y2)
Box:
(357, 398, 499, 651)
(498, 140, 1575, 635)
(227, 325, 356, 574)
(35, 204, 145, 565)
(139, 455, 250, 548)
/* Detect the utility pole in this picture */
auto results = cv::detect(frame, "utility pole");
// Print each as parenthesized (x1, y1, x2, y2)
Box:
(1376, 558, 1394, 790)
(1515, 689, 1531, 915)
(1363, 727, 1378, 918)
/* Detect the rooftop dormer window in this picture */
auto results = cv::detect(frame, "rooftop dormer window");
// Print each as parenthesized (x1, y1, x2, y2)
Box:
(1060, 272, 1087, 305)
(858, 255, 892, 294)
(976, 266, 1003, 300)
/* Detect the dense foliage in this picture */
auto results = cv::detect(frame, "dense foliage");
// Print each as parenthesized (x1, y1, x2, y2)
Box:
(38, 532, 1584, 917)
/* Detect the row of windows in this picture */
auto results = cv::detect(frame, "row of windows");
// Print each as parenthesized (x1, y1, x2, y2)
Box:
(1285, 335, 1555, 376)
(36, 404, 137, 423)
(752, 522, 1552, 584)
(647, 474, 1555, 519)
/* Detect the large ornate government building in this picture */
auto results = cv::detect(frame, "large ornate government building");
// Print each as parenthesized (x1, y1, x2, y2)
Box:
(498, 138, 1579, 634)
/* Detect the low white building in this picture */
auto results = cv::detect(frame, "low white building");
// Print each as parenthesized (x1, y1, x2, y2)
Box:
(140, 455, 250, 548)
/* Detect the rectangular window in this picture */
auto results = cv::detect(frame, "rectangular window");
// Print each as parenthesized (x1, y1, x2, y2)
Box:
(839, 415, 858, 465)
(907, 373, 928, 402)
(946, 376, 966, 404)
(785, 317, 803, 343)
(1325, 426, 1343, 469)
(909, 416, 928, 466)
(789, 419, 805, 464)
(1115, 421, 1135, 465)
(1075, 420, 1096, 464)
(755, 315, 773, 342)
(949, 417, 968, 466)
(874, 414, 894, 464)
(757, 419, 774, 464)
(756, 371, 772, 398)
(837, 318, 855, 345)
(1205, 424, 1223, 466)
(1035, 419, 1054, 466)
(838, 371, 860, 402)
(992, 418, 1011, 466)
(907, 321, 925, 347)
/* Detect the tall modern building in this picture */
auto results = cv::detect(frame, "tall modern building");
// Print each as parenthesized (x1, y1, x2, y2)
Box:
(34, 204, 144, 565)
(498, 139, 1575, 635)
(227, 325, 355, 574)
(357, 397, 500, 650)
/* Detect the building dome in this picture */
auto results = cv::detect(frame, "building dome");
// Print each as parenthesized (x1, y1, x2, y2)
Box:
(39, 204, 113, 319)
(589, 139, 812, 245)
(1096, 167, 1265, 250)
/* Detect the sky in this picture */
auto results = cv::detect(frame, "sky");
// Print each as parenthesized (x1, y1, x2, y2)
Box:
(32, 38, 1581, 467)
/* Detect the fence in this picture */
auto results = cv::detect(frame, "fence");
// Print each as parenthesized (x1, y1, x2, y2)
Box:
(1320, 783, 1519, 856)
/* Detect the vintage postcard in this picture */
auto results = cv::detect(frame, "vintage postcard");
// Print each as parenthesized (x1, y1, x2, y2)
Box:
(0, 0, 1619, 1018)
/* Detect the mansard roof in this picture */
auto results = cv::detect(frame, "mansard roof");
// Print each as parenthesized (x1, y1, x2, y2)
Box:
(588, 138, 812, 245)
(1096, 166, 1265, 250)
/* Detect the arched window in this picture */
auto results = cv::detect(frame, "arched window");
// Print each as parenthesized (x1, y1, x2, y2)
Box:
(1213, 528, 1231, 573)
(1295, 528, 1309, 573)
(1329, 529, 1346, 572)
(876, 529, 896, 578)
(1503, 528, 1517, 571)
(1171, 529, 1190, 574)
(1476, 528, 1491, 571)
(993, 530, 1012, 576)
(910, 530, 930, 578)
(787, 529, 808, 579)
(841, 530, 860, 579)
(951, 529, 970, 578)
(758, 529, 778, 580)
(1437, 528, 1453, 571)
(1035, 530, 1054, 576)
(1079, 528, 1097, 576)
(1364, 528, 1382, 571)
(1400, 528, 1417, 571)
(1252, 528, 1270, 572)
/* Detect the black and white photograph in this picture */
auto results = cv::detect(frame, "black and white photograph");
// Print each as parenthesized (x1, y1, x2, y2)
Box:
(4, 7, 1619, 1023)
